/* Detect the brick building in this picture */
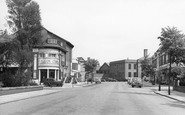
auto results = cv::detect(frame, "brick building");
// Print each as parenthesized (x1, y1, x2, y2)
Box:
(109, 59, 138, 81)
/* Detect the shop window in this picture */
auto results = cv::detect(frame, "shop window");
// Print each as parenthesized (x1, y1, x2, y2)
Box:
(49, 69, 55, 79)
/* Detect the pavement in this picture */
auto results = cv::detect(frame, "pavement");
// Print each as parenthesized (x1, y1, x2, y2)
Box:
(1, 81, 185, 105)
(0, 82, 95, 105)
(143, 81, 185, 103)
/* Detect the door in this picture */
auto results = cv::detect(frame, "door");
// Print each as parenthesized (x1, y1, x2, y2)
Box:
(41, 69, 47, 82)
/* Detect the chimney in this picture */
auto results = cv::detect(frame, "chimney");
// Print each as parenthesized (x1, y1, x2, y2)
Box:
(144, 49, 148, 57)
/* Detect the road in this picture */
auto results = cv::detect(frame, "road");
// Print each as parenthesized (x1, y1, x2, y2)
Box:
(1, 82, 185, 115)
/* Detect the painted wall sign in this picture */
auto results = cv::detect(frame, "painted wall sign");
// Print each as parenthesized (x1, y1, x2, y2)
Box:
(39, 59, 59, 66)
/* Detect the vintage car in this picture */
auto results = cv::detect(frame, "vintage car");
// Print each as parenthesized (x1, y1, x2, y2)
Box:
(131, 77, 143, 88)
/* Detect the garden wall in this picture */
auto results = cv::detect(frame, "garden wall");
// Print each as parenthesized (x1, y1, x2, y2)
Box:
(173, 86, 185, 93)
(0, 86, 43, 96)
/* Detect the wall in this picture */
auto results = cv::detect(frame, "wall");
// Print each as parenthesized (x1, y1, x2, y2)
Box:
(0, 86, 43, 96)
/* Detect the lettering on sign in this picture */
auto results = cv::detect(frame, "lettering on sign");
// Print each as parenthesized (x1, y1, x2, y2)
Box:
(39, 59, 59, 66)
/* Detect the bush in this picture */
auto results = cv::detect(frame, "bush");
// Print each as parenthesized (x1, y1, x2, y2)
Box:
(28, 81, 38, 86)
(179, 81, 185, 86)
(43, 78, 63, 87)
(0, 71, 16, 87)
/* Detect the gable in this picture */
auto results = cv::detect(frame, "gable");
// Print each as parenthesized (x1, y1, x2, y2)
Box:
(99, 63, 109, 71)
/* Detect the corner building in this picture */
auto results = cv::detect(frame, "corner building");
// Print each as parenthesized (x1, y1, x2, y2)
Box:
(33, 28, 74, 84)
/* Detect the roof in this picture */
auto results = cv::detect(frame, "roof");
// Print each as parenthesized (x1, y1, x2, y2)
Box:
(99, 63, 110, 71)
(43, 27, 74, 48)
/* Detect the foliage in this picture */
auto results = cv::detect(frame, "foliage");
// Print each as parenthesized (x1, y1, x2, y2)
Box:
(43, 78, 63, 87)
(171, 66, 182, 78)
(0, 0, 42, 86)
(0, 71, 16, 87)
(158, 26, 185, 65)
(27, 81, 38, 86)
(140, 56, 155, 77)
(84, 58, 100, 73)
(0, 31, 15, 69)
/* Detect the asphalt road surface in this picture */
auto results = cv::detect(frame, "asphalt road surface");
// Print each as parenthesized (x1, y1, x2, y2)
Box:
(1, 82, 185, 115)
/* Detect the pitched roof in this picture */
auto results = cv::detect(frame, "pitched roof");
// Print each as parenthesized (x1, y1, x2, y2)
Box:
(42, 27, 74, 48)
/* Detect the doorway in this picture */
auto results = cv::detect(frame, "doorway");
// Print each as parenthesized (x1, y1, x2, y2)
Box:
(41, 69, 47, 82)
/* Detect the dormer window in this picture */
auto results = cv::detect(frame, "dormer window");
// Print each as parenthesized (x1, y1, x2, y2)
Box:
(47, 39, 57, 44)
(60, 42, 63, 46)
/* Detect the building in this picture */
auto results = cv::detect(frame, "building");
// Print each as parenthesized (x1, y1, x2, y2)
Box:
(109, 59, 138, 81)
(32, 28, 74, 84)
(98, 63, 110, 74)
(151, 49, 173, 84)
(0, 28, 74, 85)
(71, 57, 86, 82)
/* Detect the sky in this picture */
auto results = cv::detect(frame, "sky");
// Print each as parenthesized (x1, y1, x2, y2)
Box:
(1, 0, 185, 65)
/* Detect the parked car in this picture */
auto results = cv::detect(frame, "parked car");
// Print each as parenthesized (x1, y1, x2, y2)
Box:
(128, 77, 134, 85)
(131, 77, 143, 88)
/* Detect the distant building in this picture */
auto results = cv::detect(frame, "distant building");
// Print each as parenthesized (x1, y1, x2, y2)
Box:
(109, 59, 138, 81)
(71, 57, 86, 82)
(98, 63, 110, 74)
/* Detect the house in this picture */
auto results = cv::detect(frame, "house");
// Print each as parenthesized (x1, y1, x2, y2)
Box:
(98, 63, 110, 74)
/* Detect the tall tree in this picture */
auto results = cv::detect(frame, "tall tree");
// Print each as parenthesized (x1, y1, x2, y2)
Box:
(140, 56, 155, 79)
(84, 58, 100, 73)
(4, 0, 42, 86)
(158, 26, 185, 94)
(158, 26, 185, 65)
(6, 0, 42, 49)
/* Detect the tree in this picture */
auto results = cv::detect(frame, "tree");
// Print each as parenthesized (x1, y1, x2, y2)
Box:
(140, 56, 155, 80)
(158, 26, 185, 65)
(83, 58, 99, 83)
(84, 58, 100, 73)
(158, 26, 185, 95)
(3, 0, 42, 86)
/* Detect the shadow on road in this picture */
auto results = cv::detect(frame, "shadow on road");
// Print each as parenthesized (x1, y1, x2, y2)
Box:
(161, 101, 185, 109)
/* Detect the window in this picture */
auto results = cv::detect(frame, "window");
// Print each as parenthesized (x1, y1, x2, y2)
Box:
(134, 72, 137, 77)
(47, 39, 57, 44)
(134, 64, 136, 69)
(60, 42, 63, 46)
(128, 72, 131, 77)
(39, 53, 45, 58)
(128, 64, 131, 69)
(48, 53, 57, 58)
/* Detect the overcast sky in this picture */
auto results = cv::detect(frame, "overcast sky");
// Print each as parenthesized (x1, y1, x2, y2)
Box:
(1, 0, 185, 65)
